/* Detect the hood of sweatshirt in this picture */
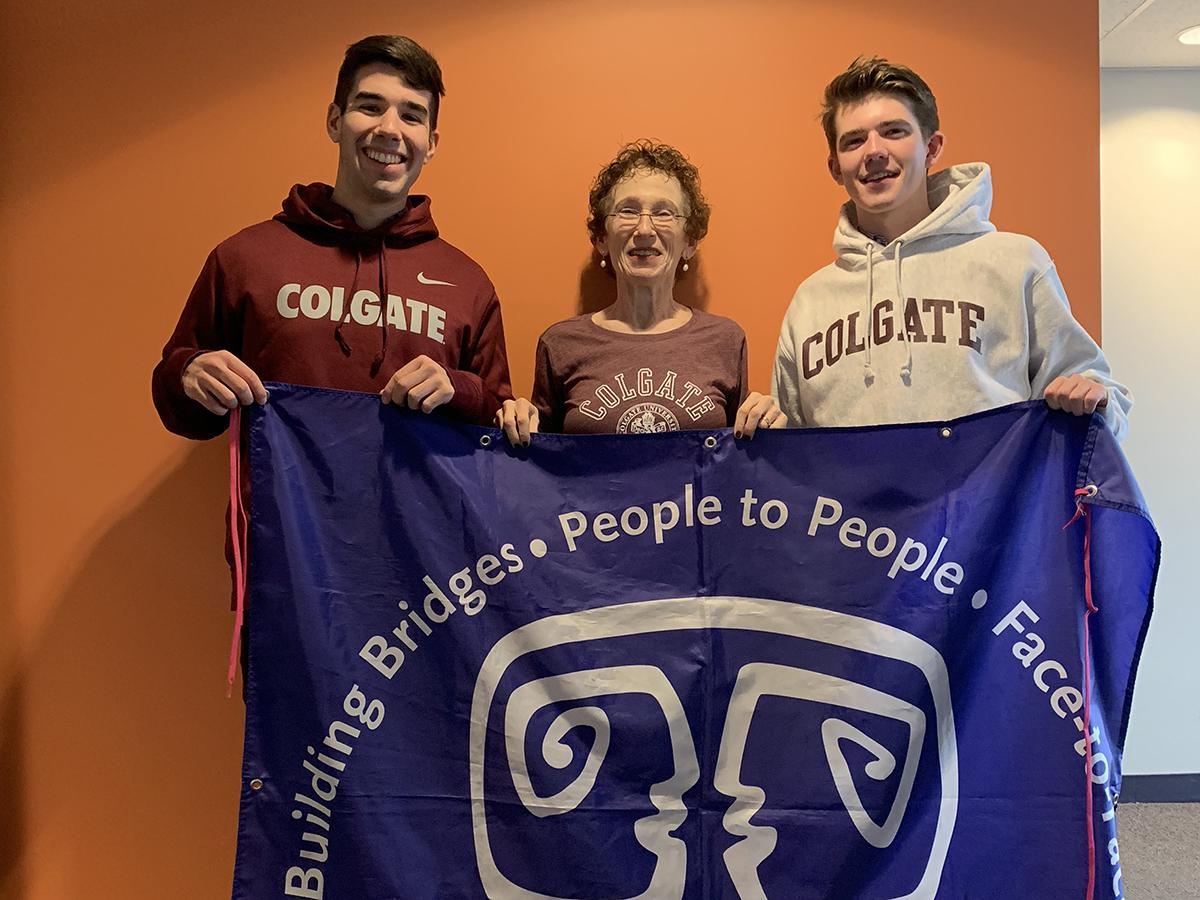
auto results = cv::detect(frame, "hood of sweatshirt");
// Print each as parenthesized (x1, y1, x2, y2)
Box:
(274, 182, 440, 244)
(272, 183, 441, 376)
(832, 162, 997, 263)
(829, 163, 997, 382)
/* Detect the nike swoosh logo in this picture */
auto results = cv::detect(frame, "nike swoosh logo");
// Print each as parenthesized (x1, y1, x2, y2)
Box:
(417, 272, 456, 287)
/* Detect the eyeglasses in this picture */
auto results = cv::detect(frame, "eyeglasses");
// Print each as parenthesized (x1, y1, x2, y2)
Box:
(605, 207, 688, 229)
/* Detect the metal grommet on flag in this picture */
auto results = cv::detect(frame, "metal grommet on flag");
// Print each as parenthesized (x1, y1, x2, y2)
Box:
(1082, 484, 1099, 498)
(479, 434, 493, 447)
(704, 436, 718, 449)
(250, 778, 264, 791)
(939, 427, 952, 438)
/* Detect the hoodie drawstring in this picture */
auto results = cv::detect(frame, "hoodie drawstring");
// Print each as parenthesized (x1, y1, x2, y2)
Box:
(894, 239, 911, 381)
(332, 238, 390, 379)
(371, 237, 388, 378)
(863, 244, 876, 383)
(334, 248, 363, 357)
(863, 239, 911, 382)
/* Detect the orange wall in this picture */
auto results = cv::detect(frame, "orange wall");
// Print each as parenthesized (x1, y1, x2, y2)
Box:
(0, 1, 1099, 897)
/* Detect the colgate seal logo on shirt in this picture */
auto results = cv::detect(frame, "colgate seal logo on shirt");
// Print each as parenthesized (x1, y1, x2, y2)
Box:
(618, 403, 679, 434)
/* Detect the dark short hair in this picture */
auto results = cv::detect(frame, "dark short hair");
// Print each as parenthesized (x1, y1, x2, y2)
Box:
(586, 140, 711, 245)
(820, 57, 939, 153)
(333, 35, 446, 129)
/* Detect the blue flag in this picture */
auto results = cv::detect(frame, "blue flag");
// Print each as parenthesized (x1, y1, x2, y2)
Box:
(233, 384, 1156, 900)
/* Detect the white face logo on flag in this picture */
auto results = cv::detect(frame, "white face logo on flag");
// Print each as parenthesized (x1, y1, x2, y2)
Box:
(469, 597, 959, 900)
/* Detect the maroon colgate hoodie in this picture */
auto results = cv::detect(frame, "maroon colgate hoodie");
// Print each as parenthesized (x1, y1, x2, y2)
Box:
(152, 183, 512, 438)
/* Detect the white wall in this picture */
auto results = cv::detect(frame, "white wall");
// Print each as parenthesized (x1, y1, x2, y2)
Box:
(1101, 68, 1200, 776)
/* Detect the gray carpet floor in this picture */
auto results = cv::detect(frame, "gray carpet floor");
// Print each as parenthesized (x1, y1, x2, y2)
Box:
(1118, 803, 1199, 899)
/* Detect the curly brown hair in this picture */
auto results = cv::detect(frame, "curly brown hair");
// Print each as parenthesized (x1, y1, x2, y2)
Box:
(586, 140, 711, 245)
(820, 57, 939, 154)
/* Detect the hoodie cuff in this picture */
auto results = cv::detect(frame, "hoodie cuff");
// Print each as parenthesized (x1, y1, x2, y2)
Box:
(445, 369, 487, 424)
(1099, 387, 1129, 443)
(162, 347, 199, 388)
(152, 347, 230, 440)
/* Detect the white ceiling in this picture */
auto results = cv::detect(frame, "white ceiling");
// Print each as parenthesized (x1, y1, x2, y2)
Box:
(1101, 0, 1200, 67)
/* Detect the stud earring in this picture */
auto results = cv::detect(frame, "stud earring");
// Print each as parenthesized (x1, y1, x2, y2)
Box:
(682, 261, 690, 272)
(599, 257, 607, 268)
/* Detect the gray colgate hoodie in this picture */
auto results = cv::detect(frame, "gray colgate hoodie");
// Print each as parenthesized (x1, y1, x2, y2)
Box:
(773, 163, 1131, 439)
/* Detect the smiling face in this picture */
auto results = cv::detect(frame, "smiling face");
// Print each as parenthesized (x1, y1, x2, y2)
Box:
(327, 62, 439, 226)
(596, 169, 696, 287)
(828, 93, 944, 239)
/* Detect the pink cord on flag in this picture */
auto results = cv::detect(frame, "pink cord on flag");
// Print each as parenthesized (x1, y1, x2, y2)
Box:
(226, 408, 249, 697)
(1064, 486, 1099, 900)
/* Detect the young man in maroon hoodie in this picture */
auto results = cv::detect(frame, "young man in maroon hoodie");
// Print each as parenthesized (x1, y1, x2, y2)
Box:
(152, 34, 512, 437)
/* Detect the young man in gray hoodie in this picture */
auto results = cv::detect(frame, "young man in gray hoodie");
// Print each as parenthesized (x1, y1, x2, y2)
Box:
(773, 58, 1130, 438)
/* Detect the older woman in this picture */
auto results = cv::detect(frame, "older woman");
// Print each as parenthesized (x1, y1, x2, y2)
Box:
(497, 140, 785, 444)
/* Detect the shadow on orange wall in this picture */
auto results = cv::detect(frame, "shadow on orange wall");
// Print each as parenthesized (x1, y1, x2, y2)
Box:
(0, 289, 23, 899)
(0, 686, 26, 899)
(13, 443, 242, 898)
